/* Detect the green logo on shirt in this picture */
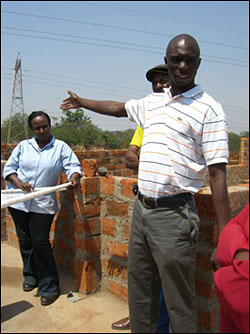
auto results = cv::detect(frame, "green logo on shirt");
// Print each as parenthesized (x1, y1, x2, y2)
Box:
(177, 117, 183, 121)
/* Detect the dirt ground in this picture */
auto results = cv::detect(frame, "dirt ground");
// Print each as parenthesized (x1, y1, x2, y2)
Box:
(1, 241, 131, 333)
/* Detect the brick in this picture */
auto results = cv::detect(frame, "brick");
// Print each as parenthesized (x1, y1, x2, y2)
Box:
(64, 258, 75, 274)
(121, 179, 136, 198)
(199, 225, 218, 248)
(75, 259, 100, 293)
(60, 173, 68, 184)
(74, 150, 84, 160)
(108, 149, 117, 157)
(96, 150, 106, 157)
(241, 189, 249, 208)
(123, 224, 130, 241)
(102, 258, 127, 280)
(229, 191, 242, 216)
(73, 198, 101, 218)
(196, 252, 213, 271)
(100, 177, 115, 195)
(81, 177, 99, 195)
(117, 163, 126, 170)
(6, 215, 15, 230)
(62, 224, 75, 240)
(108, 281, 128, 301)
(117, 149, 126, 157)
(122, 170, 132, 177)
(102, 218, 116, 236)
(113, 157, 120, 164)
(106, 200, 129, 217)
(84, 150, 95, 158)
(106, 240, 128, 259)
(74, 217, 99, 234)
(81, 159, 97, 177)
(56, 237, 74, 256)
(106, 164, 116, 171)
(197, 307, 219, 330)
(84, 199, 101, 218)
(195, 193, 215, 219)
(56, 207, 71, 222)
(65, 187, 75, 201)
(54, 252, 64, 267)
(75, 237, 101, 254)
(195, 276, 217, 299)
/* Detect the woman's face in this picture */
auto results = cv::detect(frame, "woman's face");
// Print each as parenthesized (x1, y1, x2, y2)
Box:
(30, 115, 51, 142)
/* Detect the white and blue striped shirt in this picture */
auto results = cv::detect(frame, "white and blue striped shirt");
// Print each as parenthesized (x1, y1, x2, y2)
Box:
(125, 85, 228, 198)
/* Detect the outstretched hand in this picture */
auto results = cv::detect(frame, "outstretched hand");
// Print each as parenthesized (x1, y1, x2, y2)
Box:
(60, 90, 82, 110)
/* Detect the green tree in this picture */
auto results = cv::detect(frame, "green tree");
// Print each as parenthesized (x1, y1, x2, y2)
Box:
(52, 109, 103, 149)
(228, 132, 241, 154)
(1, 112, 32, 143)
(240, 131, 249, 138)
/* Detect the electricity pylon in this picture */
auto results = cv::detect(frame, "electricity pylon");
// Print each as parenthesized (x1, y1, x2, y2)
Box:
(7, 52, 28, 143)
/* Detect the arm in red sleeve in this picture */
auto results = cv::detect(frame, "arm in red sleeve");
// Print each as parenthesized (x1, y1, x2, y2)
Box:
(216, 204, 249, 267)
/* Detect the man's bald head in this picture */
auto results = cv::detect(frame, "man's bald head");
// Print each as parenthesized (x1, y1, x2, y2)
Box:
(166, 34, 200, 59)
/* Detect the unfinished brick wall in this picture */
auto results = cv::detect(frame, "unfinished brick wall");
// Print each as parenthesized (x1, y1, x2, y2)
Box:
(1, 143, 249, 332)
(2, 143, 248, 185)
(240, 137, 249, 166)
(1, 145, 136, 177)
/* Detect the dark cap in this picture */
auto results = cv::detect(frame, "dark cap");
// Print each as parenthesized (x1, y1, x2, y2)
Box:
(146, 64, 169, 82)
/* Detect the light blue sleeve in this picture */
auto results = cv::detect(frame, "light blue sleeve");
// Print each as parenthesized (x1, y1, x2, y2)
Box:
(60, 142, 82, 179)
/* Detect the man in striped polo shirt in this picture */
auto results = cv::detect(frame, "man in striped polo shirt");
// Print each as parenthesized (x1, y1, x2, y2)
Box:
(60, 34, 231, 333)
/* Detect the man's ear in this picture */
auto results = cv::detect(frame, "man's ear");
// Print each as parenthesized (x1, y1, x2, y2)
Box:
(198, 58, 201, 68)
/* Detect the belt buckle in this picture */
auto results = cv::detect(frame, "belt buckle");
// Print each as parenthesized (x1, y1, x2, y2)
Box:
(142, 195, 158, 209)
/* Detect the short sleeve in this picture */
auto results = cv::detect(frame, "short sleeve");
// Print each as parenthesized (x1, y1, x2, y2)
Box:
(125, 97, 148, 129)
(202, 103, 229, 166)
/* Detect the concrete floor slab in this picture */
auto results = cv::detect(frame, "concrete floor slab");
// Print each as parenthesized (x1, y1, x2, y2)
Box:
(1, 242, 130, 333)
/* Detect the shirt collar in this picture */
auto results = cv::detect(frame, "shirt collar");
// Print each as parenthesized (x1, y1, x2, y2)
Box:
(163, 84, 203, 99)
(29, 135, 55, 150)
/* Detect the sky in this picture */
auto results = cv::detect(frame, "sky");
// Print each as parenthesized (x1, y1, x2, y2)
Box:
(1, 1, 249, 133)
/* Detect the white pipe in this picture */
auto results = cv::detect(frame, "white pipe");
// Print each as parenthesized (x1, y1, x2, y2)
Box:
(1, 182, 72, 209)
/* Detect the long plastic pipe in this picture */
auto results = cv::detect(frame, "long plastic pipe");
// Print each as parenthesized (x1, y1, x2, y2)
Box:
(1, 182, 72, 209)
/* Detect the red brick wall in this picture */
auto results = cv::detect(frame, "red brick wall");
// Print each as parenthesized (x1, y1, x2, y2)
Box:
(240, 137, 249, 166)
(1, 145, 137, 177)
(2, 143, 248, 184)
(1, 143, 249, 332)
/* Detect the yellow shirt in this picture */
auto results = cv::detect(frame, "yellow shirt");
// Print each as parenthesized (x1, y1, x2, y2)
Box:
(130, 126, 143, 148)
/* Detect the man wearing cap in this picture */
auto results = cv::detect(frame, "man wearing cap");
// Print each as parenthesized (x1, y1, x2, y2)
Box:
(61, 34, 231, 333)
(111, 64, 170, 332)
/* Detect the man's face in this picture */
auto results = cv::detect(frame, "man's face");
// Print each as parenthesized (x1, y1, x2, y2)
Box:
(165, 37, 201, 92)
(152, 73, 170, 93)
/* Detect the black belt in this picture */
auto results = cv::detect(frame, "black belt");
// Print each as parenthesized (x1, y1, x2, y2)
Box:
(138, 192, 192, 209)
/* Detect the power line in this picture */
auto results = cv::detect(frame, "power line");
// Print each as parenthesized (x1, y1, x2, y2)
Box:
(1, 67, 149, 94)
(2, 32, 249, 68)
(2, 65, 249, 113)
(2, 74, 248, 120)
(82, 1, 249, 35)
(2, 26, 249, 65)
(2, 10, 249, 50)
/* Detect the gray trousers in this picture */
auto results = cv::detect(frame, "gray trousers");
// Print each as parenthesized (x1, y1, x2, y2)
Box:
(128, 196, 200, 333)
